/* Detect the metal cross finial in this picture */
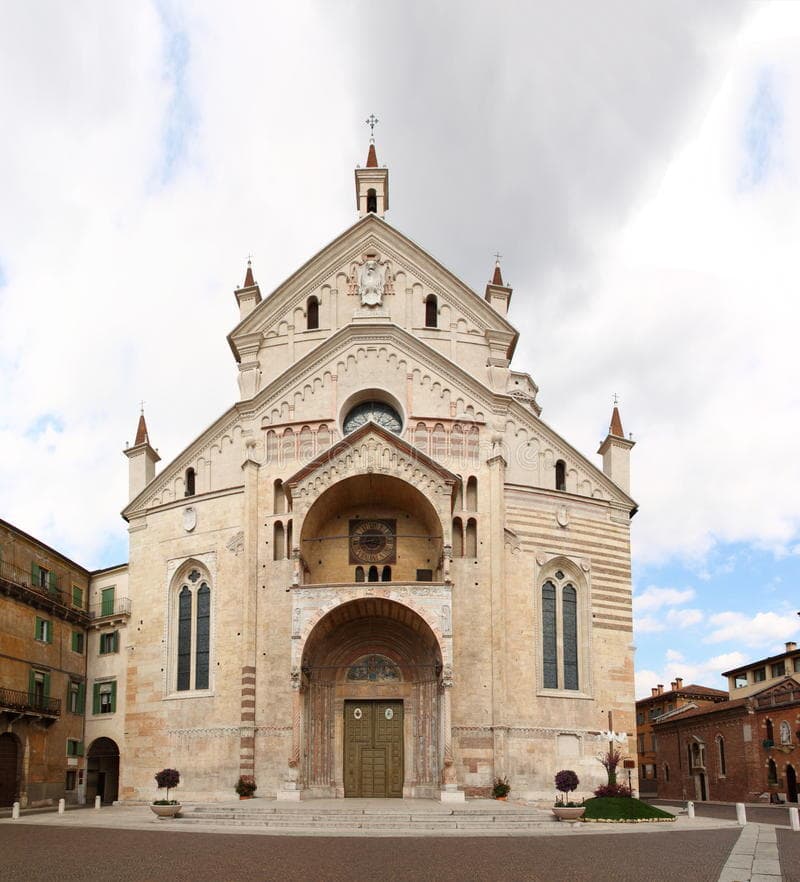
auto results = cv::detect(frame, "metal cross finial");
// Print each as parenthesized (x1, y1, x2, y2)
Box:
(613, 393, 619, 406)
(365, 113, 379, 143)
(247, 252, 253, 266)
(493, 251, 502, 265)
(139, 400, 145, 415)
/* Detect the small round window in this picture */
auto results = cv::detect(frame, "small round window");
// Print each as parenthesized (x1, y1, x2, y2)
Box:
(343, 401, 402, 436)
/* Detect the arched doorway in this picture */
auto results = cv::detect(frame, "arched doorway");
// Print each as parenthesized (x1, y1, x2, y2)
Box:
(788, 764, 798, 803)
(87, 738, 120, 804)
(0, 733, 20, 806)
(300, 597, 443, 798)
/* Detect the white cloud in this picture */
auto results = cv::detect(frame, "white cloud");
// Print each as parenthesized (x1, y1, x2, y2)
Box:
(704, 610, 800, 647)
(634, 586, 696, 613)
(634, 650, 748, 699)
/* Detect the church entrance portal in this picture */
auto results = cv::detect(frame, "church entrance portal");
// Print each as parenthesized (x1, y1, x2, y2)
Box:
(301, 598, 442, 798)
(344, 700, 403, 797)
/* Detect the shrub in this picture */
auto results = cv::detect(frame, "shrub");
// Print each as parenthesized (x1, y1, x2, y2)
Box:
(597, 747, 623, 785)
(554, 769, 579, 805)
(492, 776, 511, 798)
(235, 775, 257, 797)
(593, 782, 632, 799)
(154, 768, 180, 803)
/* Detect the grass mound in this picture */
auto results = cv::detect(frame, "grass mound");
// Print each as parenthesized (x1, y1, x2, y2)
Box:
(583, 797, 674, 821)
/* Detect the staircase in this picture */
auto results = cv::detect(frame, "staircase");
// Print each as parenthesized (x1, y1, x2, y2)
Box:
(176, 801, 556, 836)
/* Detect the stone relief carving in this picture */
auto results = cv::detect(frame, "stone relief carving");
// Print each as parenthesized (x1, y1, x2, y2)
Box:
(556, 505, 569, 528)
(440, 605, 452, 636)
(226, 530, 244, 555)
(358, 258, 385, 306)
(182, 507, 197, 532)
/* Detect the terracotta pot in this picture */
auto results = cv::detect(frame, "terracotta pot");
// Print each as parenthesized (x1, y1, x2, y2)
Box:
(552, 806, 585, 821)
(239, 795, 253, 800)
(495, 796, 508, 801)
(150, 803, 182, 819)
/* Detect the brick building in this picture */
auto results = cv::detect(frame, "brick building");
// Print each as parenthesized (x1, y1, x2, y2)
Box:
(0, 519, 129, 807)
(635, 678, 728, 795)
(652, 643, 800, 804)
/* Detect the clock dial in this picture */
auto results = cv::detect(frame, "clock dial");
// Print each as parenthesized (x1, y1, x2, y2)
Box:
(343, 401, 402, 435)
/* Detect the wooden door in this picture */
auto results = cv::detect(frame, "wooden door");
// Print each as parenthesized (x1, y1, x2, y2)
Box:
(0, 734, 18, 806)
(344, 700, 403, 797)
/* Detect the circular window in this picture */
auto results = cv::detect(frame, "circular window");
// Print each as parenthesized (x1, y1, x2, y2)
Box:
(343, 401, 402, 436)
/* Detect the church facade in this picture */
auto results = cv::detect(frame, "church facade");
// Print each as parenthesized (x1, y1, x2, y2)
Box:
(115, 142, 637, 802)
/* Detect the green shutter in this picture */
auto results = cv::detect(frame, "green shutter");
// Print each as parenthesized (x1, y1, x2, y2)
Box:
(31, 562, 39, 586)
(35, 616, 42, 639)
(77, 741, 84, 757)
(48, 571, 57, 595)
(77, 682, 85, 713)
(71, 632, 78, 652)
(110, 681, 117, 713)
(43, 672, 51, 697)
(28, 669, 35, 700)
(101, 587, 115, 617)
(92, 683, 100, 715)
(46, 621, 53, 644)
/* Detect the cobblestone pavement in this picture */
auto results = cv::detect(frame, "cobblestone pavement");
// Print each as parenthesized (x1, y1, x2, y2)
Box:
(0, 824, 740, 882)
(778, 828, 800, 882)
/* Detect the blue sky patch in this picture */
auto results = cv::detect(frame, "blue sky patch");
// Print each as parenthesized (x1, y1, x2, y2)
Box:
(25, 413, 65, 439)
(740, 69, 782, 189)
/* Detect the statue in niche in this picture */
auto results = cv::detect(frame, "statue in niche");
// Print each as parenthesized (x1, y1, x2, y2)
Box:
(358, 258, 385, 306)
(440, 604, 452, 635)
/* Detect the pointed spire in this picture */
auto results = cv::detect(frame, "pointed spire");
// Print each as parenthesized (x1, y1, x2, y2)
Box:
(609, 397, 624, 437)
(492, 261, 504, 287)
(366, 142, 378, 168)
(243, 256, 255, 288)
(134, 408, 149, 446)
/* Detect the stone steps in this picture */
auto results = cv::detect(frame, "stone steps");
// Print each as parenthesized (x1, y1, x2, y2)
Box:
(177, 804, 556, 834)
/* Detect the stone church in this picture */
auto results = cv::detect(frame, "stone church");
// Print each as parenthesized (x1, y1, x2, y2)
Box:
(115, 140, 637, 802)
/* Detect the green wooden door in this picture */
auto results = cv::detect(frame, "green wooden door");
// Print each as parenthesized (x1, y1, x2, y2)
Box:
(343, 700, 403, 798)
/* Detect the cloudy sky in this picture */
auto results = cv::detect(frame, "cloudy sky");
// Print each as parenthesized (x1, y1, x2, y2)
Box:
(1, 2, 798, 697)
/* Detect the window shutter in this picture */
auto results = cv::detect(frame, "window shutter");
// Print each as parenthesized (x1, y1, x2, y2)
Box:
(43, 672, 51, 697)
(35, 616, 42, 639)
(113, 631, 119, 652)
(48, 571, 57, 594)
(31, 562, 39, 585)
(93, 683, 100, 715)
(78, 682, 85, 713)
(28, 669, 35, 699)
(71, 632, 78, 652)
(110, 681, 117, 712)
(46, 621, 53, 644)
(77, 741, 84, 757)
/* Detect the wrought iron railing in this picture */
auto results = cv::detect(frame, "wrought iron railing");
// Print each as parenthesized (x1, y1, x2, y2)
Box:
(0, 686, 61, 716)
(0, 558, 64, 602)
(89, 597, 131, 619)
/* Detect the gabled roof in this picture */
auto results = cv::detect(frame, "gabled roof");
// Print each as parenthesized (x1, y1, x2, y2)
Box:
(636, 684, 728, 707)
(227, 213, 519, 360)
(285, 420, 459, 490)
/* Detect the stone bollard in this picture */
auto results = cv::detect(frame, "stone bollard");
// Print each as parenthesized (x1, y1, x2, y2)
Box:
(94, 795, 101, 810)
(12, 802, 20, 820)
(58, 799, 65, 815)
(790, 807, 800, 832)
(736, 803, 747, 826)
(687, 801, 695, 818)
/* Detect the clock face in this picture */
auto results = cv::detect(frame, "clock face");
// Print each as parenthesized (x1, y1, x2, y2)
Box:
(343, 401, 402, 436)
(349, 519, 397, 564)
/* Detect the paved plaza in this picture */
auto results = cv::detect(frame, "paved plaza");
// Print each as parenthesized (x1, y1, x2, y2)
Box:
(0, 798, 798, 881)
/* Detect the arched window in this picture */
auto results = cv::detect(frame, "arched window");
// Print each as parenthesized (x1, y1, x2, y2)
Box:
(274, 522, 285, 562)
(286, 519, 293, 560)
(414, 423, 429, 455)
(355, 566, 365, 583)
(298, 426, 314, 460)
(281, 428, 295, 462)
(465, 518, 477, 557)
(425, 294, 438, 328)
(452, 517, 464, 558)
(451, 426, 464, 463)
(768, 758, 778, 785)
(780, 721, 792, 745)
(664, 763, 670, 782)
(307, 296, 319, 330)
(274, 479, 286, 514)
(432, 423, 447, 458)
(717, 735, 726, 776)
(466, 426, 479, 462)
(766, 718, 774, 742)
(540, 569, 582, 691)
(185, 468, 196, 497)
(368, 566, 379, 582)
(366, 188, 377, 213)
(466, 476, 478, 511)
(555, 460, 566, 491)
(381, 565, 392, 582)
(173, 567, 212, 693)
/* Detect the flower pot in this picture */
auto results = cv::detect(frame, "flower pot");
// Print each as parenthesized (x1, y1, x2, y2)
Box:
(495, 796, 508, 802)
(552, 806, 585, 821)
(150, 803, 182, 819)
(239, 795, 253, 800)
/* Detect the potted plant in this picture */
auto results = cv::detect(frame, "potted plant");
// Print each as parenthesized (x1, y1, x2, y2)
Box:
(150, 768, 181, 818)
(235, 775, 257, 799)
(492, 776, 511, 801)
(553, 769, 585, 820)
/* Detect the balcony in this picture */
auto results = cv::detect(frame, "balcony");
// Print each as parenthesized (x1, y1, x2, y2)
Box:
(0, 560, 88, 625)
(0, 686, 61, 721)
(88, 596, 131, 628)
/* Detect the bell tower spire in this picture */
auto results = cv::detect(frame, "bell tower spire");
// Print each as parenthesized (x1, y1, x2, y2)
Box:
(355, 114, 389, 218)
